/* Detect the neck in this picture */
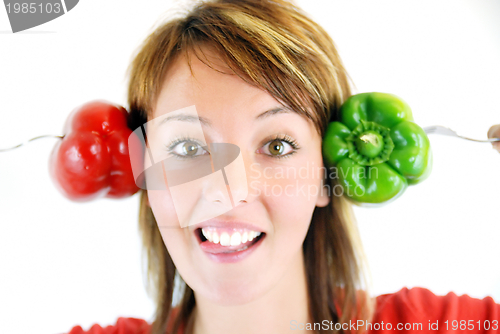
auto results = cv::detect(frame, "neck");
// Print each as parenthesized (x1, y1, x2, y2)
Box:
(191, 250, 312, 334)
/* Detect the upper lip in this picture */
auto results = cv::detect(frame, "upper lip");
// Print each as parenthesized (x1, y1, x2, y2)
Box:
(190, 218, 265, 233)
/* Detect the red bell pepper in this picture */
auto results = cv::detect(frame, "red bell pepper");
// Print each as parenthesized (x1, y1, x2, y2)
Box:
(49, 101, 140, 202)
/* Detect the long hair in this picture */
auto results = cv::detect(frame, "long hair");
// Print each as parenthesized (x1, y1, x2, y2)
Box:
(126, 0, 374, 333)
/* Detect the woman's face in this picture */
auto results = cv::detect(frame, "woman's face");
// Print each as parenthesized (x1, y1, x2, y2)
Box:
(146, 46, 329, 305)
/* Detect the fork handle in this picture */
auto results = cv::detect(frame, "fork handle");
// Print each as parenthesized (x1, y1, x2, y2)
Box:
(459, 137, 500, 143)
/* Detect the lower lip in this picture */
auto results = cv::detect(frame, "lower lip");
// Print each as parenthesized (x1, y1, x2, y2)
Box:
(198, 235, 265, 263)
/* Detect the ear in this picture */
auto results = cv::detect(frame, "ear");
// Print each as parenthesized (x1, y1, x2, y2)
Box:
(315, 182, 330, 207)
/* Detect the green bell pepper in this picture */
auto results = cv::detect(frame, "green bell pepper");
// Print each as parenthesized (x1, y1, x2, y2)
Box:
(322, 92, 432, 205)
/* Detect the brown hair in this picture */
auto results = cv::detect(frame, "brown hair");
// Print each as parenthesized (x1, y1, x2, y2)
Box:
(126, 0, 374, 333)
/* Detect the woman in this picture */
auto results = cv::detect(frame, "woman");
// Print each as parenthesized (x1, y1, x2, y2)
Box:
(68, 0, 500, 333)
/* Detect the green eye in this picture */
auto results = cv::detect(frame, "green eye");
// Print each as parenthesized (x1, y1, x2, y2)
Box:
(269, 139, 285, 155)
(261, 135, 300, 159)
(166, 137, 208, 159)
(182, 142, 198, 156)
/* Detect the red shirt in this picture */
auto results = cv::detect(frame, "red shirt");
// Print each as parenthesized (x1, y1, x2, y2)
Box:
(66, 287, 500, 333)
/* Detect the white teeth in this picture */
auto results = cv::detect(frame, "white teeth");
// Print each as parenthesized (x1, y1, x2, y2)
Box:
(230, 232, 242, 246)
(220, 232, 231, 246)
(212, 231, 219, 244)
(202, 229, 213, 242)
(201, 228, 262, 247)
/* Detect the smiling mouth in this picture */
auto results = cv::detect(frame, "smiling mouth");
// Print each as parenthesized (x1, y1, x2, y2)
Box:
(196, 227, 265, 254)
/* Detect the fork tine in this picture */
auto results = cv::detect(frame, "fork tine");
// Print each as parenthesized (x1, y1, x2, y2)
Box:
(424, 125, 457, 136)
(422, 126, 435, 134)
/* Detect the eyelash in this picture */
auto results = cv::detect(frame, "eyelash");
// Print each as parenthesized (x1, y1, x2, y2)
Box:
(265, 134, 300, 160)
(165, 136, 207, 160)
(164, 134, 300, 160)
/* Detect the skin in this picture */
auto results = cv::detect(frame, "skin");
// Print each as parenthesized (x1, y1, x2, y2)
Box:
(488, 124, 500, 152)
(146, 45, 329, 334)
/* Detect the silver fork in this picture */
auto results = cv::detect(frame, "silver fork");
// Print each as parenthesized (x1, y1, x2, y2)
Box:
(0, 134, 64, 152)
(423, 125, 500, 142)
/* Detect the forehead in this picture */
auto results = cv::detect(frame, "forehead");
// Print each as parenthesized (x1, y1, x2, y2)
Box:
(152, 46, 281, 121)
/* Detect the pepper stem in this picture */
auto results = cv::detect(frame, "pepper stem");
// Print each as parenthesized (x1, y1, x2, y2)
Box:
(356, 130, 384, 158)
(345, 120, 394, 166)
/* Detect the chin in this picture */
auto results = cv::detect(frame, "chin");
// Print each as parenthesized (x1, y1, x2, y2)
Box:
(197, 278, 267, 306)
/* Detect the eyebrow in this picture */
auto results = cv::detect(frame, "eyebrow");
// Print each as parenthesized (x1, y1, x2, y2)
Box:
(255, 106, 294, 120)
(158, 106, 293, 127)
(159, 114, 212, 127)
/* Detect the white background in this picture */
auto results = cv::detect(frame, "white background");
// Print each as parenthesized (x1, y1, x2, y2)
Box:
(1, 1, 499, 333)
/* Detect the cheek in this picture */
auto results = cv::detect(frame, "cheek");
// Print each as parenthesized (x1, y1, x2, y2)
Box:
(148, 188, 197, 278)
(147, 188, 179, 228)
(147, 189, 186, 258)
(269, 178, 318, 243)
(259, 158, 325, 252)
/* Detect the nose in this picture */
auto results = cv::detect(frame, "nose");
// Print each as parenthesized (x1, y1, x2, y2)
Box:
(229, 148, 264, 206)
(206, 142, 249, 206)
(169, 142, 249, 227)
